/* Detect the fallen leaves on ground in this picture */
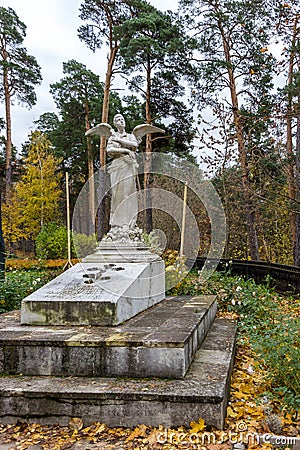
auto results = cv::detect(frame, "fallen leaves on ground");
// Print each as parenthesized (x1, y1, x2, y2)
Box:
(190, 418, 206, 433)
(0, 345, 299, 449)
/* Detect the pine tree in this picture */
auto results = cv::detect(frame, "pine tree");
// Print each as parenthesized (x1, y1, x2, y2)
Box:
(274, 0, 300, 265)
(49, 59, 107, 226)
(180, 0, 275, 260)
(116, 6, 196, 231)
(0, 7, 42, 200)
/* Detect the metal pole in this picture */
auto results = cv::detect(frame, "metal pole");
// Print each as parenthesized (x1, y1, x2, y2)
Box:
(0, 188, 5, 279)
(64, 172, 73, 270)
(180, 181, 188, 258)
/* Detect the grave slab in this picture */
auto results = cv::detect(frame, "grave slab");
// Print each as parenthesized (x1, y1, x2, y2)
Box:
(1, 296, 217, 378)
(0, 318, 237, 429)
(21, 260, 165, 326)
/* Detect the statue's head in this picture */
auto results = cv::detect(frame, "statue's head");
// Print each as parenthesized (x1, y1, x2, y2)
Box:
(113, 114, 125, 128)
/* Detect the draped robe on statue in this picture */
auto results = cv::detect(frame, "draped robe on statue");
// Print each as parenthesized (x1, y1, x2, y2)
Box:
(106, 131, 139, 231)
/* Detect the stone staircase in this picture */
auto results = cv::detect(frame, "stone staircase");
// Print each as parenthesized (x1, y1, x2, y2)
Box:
(0, 294, 236, 429)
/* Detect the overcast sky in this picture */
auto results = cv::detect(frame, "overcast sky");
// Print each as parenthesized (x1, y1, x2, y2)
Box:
(0, 0, 178, 150)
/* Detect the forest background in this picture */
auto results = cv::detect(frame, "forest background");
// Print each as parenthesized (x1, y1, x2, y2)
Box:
(0, 0, 300, 266)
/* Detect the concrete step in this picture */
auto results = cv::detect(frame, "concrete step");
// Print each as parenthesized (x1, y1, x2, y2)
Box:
(0, 296, 217, 379)
(0, 318, 237, 429)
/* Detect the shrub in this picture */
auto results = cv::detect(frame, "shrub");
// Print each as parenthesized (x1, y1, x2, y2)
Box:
(142, 230, 164, 254)
(72, 232, 97, 258)
(6, 259, 78, 270)
(0, 268, 60, 313)
(6, 259, 41, 270)
(36, 223, 70, 259)
(36, 224, 97, 260)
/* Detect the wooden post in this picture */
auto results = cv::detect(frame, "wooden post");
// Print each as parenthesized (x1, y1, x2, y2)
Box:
(0, 188, 5, 280)
(63, 172, 73, 270)
(179, 181, 188, 258)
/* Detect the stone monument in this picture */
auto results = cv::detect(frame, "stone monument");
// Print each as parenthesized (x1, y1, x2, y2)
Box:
(0, 114, 236, 429)
(21, 115, 167, 326)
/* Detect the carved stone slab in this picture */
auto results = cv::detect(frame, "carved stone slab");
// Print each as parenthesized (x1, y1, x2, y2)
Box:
(21, 261, 165, 326)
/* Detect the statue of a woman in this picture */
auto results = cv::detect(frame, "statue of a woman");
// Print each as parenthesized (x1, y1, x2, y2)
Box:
(86, 114, 164, 242)
(106, 114, 139, 235)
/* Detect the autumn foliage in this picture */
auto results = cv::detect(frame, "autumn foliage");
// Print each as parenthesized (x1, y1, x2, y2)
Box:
(2, 131, 63, 247)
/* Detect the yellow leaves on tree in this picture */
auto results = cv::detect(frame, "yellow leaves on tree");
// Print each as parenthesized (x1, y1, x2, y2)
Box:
(2, 131, 62, 243)
(2, 190, 27, 244)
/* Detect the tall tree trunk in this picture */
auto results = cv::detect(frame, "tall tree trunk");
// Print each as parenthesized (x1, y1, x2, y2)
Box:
(98, 43, 118, 240)
(221, 147, 230, 258)
(286, 115, 296, 243)
(294, 93, 300, 265)
(100, 45, 118, 164)
(85, 100, 95, 235)
(3, 65, 12, 202)
(286, 17, 298, 250)
(286, 35, 296, 248)
(0, 188, 5, 280)
(220, 21, 259, 260)
(233, 107, 259, 260)
(144, 56, 153, 234)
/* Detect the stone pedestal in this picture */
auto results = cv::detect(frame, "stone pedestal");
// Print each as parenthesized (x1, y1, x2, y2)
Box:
(3, 296, 217, 379)
(83, 241, 161, 263)
(0, 314, 237, 429)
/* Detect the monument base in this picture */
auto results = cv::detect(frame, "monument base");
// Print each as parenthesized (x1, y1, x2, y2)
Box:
(2, 296, 217, 379)
(0, 317, 237, 429)
(83, 241, 161, 264)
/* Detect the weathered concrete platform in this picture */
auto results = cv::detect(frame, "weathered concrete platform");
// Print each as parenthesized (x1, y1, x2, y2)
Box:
(21, 261, 165, 326)
(0, 296, 217, 378)
(0, 318, 237, 429)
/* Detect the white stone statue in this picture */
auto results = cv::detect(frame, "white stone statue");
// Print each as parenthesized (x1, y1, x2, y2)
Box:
(86, 114, 164, 242)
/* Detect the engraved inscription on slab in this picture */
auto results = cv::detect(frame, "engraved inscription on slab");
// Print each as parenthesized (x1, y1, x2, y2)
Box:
(44, 281, 104, 300)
